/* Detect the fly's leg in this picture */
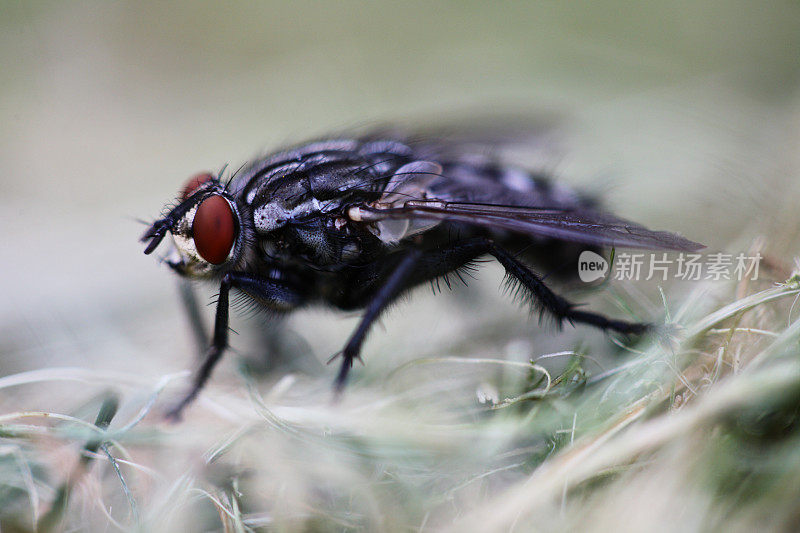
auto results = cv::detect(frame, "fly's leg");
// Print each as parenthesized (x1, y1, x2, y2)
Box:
(165, 276, 232, 421)
(486, 242, 649, 335)
(166, 272, 304, 421)
(176, 278, 209, 359)
(403, 236, 648, 334)
(335, 250, 422, 393)
(332, 238, 647, 396)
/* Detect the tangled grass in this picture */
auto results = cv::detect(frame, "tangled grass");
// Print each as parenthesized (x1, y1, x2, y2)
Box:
(1, 250, 799, 532)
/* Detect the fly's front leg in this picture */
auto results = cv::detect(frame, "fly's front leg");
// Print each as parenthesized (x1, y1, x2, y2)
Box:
(335, 250, 422, 393)
(165, 276, 233, 421)
(166, 271, 305, 421)
(176, 278, 208, 359)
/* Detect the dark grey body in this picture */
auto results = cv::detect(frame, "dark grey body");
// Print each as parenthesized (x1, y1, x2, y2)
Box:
(141, 132, 701, 417)
(226, 136, 594, 311)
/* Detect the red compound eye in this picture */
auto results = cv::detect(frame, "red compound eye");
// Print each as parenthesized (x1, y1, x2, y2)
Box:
(181, 172, 214, 200)
(192, 195, 235, 264)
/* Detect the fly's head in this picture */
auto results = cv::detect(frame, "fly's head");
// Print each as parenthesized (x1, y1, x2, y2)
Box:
(141, 172, 243, 279)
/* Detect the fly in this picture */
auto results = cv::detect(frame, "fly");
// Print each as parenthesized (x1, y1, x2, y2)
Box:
(140, 133, 703, 419)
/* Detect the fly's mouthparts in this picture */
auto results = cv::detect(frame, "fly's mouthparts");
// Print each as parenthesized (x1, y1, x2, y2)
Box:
(142, 232, 165, 255)
(140, 218, 175, 254)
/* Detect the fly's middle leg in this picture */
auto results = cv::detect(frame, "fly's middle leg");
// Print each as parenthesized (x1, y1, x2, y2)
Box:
(331, 238, 499, 394)
(334, 250, 423, 394)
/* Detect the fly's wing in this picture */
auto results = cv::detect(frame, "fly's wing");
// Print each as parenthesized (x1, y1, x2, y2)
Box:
(350, 199, 704, 251)
(361, 111, 561, 152)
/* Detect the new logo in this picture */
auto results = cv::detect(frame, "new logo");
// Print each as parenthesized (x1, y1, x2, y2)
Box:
(578, 250, 609, 282)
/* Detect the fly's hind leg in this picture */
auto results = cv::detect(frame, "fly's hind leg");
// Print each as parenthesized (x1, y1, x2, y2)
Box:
(408, 236, 649, 335)
(486, 243, 649, 335)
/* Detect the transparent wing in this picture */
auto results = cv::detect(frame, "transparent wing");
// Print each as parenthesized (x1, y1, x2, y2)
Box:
(351, 200, 704, 251)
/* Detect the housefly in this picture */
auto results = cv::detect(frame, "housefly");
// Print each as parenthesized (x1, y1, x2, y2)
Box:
(140, 132, 703, 418)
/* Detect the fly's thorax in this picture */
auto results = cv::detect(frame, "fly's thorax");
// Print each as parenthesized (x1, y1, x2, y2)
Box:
(252, 195, 328, 233)
(239, 148, 403, 233)
(246, 166, 369, 233)
(253, 214, 367, 267)
(241, 169, 352, 265)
